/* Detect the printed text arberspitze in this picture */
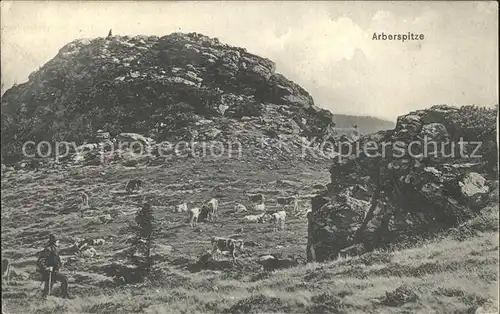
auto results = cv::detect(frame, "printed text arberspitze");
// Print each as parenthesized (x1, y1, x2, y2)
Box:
(372, 32, 425, 42)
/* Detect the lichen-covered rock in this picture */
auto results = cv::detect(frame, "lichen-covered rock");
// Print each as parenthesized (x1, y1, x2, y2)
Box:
(308, 105, 498, 262)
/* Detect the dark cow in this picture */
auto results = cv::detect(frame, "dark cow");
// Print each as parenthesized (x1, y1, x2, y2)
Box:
(247, 193, 265, 204)
(277, 196, 298, 213)
(211, 237, 244, 262)
(276, 196, 295, 206)
(30, 159, 42, 172)
(200, 198, 219, 222)
(125, 179, 143, 193)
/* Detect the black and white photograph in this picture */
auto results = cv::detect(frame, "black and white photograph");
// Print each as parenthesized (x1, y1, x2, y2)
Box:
(1, 1, 498, 313)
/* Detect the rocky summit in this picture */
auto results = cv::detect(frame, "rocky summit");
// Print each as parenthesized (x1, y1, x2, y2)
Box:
(308, 104, 499, 262)
(1, 32, 337, 164)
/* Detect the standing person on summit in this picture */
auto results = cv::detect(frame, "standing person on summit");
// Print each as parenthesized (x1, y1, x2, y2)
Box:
(36, 234, 71, 299)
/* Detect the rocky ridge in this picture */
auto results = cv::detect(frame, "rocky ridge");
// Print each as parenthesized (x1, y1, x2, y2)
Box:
(1, 32, 337, 164)
(308, 104, 499, 262)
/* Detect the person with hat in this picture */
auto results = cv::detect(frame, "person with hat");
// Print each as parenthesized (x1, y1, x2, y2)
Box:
(36, 234, 71, 299)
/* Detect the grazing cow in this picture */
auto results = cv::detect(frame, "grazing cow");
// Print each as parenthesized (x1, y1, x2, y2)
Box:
(242, 212, 267, 223)
(2, 258, 11, 283)
(247, 193, 266, 210)
(80, 191, 89, 207)
(270, 210, 286, 231)
(188, 207, 201, 228)
(234, 203, 247, 213)
(211, 237, 244, 262)
(277, 196, 298, 213)
(259, 255, 276, 262)
(126, 179, 143, 193)
(175, 203, 188, 213)
(254, 203, 266, 211)
(201, 198, 219, 222)
(247, 193, 265, 204)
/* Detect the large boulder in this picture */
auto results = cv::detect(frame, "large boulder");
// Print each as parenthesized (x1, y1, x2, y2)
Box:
(308, 105, 498, 262)
(460, 172, 489, 197)
(308, 193, 371, 261)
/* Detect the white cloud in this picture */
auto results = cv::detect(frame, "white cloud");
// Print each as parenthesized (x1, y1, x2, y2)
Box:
(372, 10, 393, 24)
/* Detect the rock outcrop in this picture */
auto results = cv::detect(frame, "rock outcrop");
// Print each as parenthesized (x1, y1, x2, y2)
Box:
(308, 105, 498, 262)
(1, 32, 335, 163)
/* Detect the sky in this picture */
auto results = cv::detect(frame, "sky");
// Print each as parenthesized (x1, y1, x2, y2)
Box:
(1, 1, 498, 121)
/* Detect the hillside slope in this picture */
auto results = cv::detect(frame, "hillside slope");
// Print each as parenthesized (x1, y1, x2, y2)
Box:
(1, 32, 337, 163)
(1, 32, 498, 314)
(1, 157, 498, 314)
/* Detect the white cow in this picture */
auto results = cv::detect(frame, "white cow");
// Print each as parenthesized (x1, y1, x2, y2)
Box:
(254, 203, 266, 211)
(188, 207, 201, 228)
(80, 191, 89, 208)
(234, 203, 247, 213)
(270, 210, 286, 231)
(2, 258, 11, 283)
(242, 212, 267, 223)
(259, 255, 276, 262)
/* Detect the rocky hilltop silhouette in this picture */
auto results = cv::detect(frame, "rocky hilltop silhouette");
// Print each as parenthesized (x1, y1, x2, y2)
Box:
(1, 32, 339, 163)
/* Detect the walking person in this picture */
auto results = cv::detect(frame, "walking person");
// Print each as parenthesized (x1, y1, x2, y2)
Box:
(36, 234, 71, 299)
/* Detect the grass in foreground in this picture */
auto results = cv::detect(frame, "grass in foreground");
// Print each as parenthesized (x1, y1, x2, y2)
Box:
(3, 226, 498, 314)
(2, 161, 498, 314)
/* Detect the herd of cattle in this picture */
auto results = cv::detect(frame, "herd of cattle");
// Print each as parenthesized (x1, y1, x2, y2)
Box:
(126, 179, 304, 264)
(0, 179, 309, 286)
(174, 193, 299, 262)
(177, 196, 290, 230)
